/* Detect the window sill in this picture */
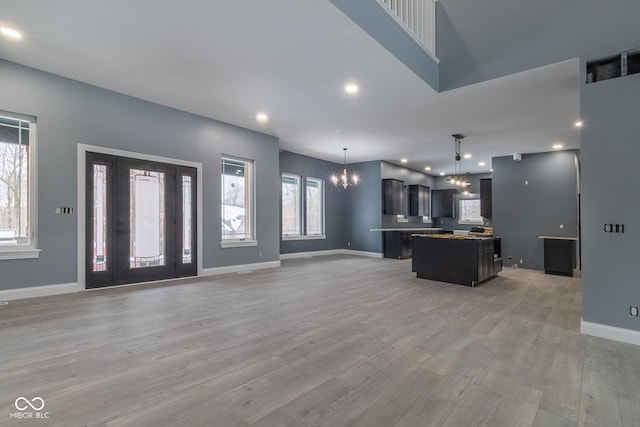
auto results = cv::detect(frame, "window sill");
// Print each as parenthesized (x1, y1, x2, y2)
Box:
(0, 248, 42, 260)
(220, 239, 258, 248)
(282, 235, 327, 241)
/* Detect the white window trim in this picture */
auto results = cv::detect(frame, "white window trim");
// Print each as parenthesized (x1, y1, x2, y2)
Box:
(221, 155, 256, 246)
(220, 239, 258, 248)
(282, 234, 326, 241)
(0, 112, 39, 260)
(282, 173, 302, 237)
(458, 198, 484, 225)
(305, 176, 325, 237)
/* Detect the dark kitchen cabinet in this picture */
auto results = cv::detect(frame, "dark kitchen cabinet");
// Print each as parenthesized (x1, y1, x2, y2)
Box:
(480, 178, 492, 218)
(384, 231, 413, 259)
(431, 189, 457, 218)
(542, 237, 576, 276)
(408, 185, 430, 217)
(382, 179, 405, 215)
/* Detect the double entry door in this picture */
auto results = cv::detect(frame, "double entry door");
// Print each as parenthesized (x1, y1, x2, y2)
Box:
(86, 152, 197, 289)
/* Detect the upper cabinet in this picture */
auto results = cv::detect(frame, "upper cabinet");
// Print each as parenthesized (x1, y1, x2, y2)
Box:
(382, 179, 405, 215)
(480, 178, 492, 218)
(431, 189, 457, 218)
(408, 185, 430, 217)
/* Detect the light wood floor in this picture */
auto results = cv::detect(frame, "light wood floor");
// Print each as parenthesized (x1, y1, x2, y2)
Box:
(1, 256, 638, 427)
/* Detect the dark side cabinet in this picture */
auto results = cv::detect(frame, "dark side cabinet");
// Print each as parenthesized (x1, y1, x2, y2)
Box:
(431, 189, 457, 218)
(384, 231, 412, 259)
(480, 178, 492, 218)
(408, 185, 430, 217)
(382, 179, 405, 215)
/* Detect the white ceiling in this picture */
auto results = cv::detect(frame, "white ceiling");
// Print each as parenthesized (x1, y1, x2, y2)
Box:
(0, 0, 580, 174)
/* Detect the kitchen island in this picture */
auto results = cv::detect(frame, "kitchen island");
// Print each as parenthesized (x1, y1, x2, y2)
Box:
(412, 234, 502, 287)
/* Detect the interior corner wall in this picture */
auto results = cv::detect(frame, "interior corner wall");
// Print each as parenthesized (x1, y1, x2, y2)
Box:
(0, 59, 280, 291)
(279, 150, 346, 254)
(492, 151, 578, 270)
(581, 71, 640, 331)
(345, 161, 382, 253)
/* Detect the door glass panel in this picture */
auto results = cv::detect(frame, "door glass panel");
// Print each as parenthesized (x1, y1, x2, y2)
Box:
(182, 175, 192, 264)
(129, 169, 165, 268)
(92, 164, 108, 271)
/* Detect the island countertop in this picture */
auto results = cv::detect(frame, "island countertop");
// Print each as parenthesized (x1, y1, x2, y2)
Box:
(370, 227, 443, 232)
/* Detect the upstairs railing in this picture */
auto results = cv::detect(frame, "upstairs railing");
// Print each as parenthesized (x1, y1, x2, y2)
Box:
(379, 0, 437, 57)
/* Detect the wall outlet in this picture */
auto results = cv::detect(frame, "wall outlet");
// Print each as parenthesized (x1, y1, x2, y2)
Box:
(347, 242, 351, 246)
(631, 306, 639, 317)
(520, 259, 523, 264)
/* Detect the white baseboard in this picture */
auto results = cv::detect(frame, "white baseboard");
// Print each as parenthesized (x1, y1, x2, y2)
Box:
(581, 319, 640, 346)
(280, 250, 343, 260)
(0, 282, 82, 302)
(280, 249, 383, 260)
(202, 260, 281, 276)
(342, 249, 384, 259)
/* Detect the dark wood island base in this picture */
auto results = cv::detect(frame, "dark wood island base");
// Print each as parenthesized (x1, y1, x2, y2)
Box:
(412, 234, 502, 287)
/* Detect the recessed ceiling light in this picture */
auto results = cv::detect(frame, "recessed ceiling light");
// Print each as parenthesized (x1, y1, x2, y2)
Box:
(424, 166, 431, 171)
(344, 84, 359, 94)
(463, 153, 472, 159)
(575, 120, 583, 128)
(400, 158, 408, 163)
(256, 113, 268, 122)
(553, 143, 563, 150)
(439, 172, 445, 176)
(478, 161, 486, 167)
(490, 168, 494, 172)
(1, 27, 22, 40)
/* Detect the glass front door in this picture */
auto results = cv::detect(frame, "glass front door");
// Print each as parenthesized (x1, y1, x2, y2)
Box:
(86, 153, 197, 288)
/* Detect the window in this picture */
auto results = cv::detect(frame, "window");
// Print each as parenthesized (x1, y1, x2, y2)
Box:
(281, 174, 301, 236)
(305, 177, 324, 235)
(221, 156, 255, 246)
(0, 111, 39, 259)
(459, 199, 483, 224)
(281, 174, 325, 240)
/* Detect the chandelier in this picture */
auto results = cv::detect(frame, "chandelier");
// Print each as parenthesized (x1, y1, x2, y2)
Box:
(331, 148, 359, 189)
(446, 134, 471, 192)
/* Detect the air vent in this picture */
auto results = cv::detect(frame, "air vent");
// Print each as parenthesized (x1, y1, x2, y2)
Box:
(586, 49, 640, 84)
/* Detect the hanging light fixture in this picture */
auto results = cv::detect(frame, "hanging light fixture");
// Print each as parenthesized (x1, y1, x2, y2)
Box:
(446, 134, 471, 190)
(331, 148, 359, 189)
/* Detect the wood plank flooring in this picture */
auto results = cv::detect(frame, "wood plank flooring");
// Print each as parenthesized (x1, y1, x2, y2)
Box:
(0, 255, 638, 426)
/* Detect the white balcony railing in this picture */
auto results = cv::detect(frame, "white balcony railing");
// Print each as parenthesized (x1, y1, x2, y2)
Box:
(379, 0, 437, 57)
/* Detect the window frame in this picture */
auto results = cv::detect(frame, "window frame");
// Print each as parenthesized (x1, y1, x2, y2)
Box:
(281, 173, 302, 237)
(458, 198, 484, 225)
(304, 176, 325, 237)
(281, 174, 326, 241)
(0, 111, 40, 260)
(220, 155, 256, 248)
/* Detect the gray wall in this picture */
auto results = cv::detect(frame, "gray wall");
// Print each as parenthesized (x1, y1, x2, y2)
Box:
(345, 161, 382, 253)
(0, 59, 280, 290)
(492, 151, 578, 270)
(437, 0, 640, 91)
(432, 173, 493, 230)
(581, 72, 640, 331)
(279, 150, 346, 254)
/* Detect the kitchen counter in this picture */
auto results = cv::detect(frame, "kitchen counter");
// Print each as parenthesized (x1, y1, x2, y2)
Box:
(370, 228, 443, 232)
